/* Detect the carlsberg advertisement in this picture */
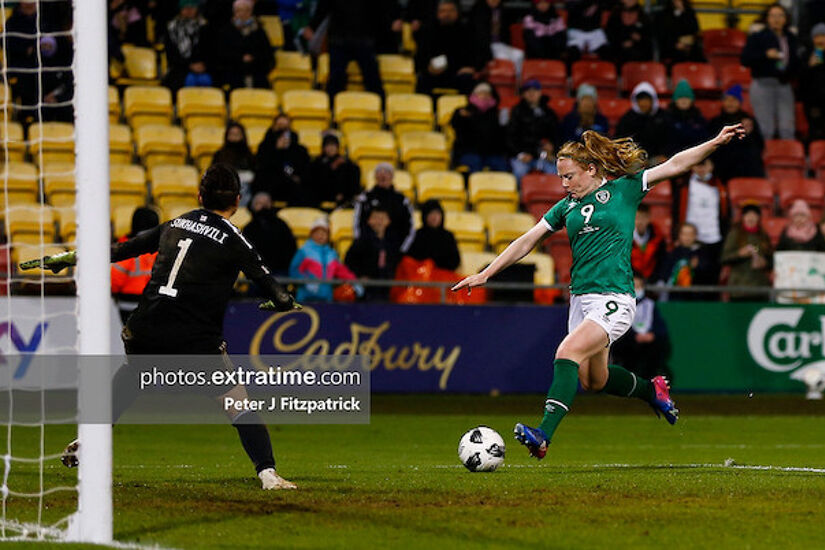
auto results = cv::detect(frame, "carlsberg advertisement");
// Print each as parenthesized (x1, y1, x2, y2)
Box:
(660, 303, 824, 392)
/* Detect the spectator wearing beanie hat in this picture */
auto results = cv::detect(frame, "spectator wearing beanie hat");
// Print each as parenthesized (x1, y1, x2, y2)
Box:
(665, 79, 708, 156)
(708, 85, 765, 182)
(560, 83, 609, 142)
(306, 133, 362, 209)
(506, 79, 559, 183)
(721, 203, 772, 301)
(289, 216, 358, 303)
(406, 199, 461, 271)
(800, 22, 825, 141)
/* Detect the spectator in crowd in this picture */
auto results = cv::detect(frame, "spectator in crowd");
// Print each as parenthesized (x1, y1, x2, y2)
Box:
(560, 83, 610, 142)
(470, 0, 523, 80)
(631, 204, 667, 280)
(306, 134, 362, 209)
(290, 216, 358, 302)
(415, 0, 480, 95)
(776, 200, 825, 251)
(674, 158, 728, 264)
(406, 199, 461, 271)
(162, 0, 211, 92)
(565, 0, 611, 61)
(403, 0, 440, 44)
(253, 127, 311, 205)
(721, 204, 773, 301)
(506, 79, 559, 182)
(708, 85, 765, 181)
(111, 207, 160, 324)
(39, 28, 74, 122)
(655, 0, 703, 66)
(656, 222, 718, 300)
(522, 0, 567, 60)
(242, 191, 298, 276)
(612, 273, 672, 381)
(215, 0, 273, 89)
(353, 164, 416, 254)
(260, 113, 300, 145)
(741, 3, 801, 140)
(212, 122, 256, 206)
(303, 0, 392, 98)
(606, 0, 654, 66)
(109, 0, 149, 53)
(800, 23, 825, 141)
(616, 81, 668, 163)
(345, 206, 403, 301)
(274, 0, 307, 49)
(450, 82, 508, 173)
(665, 79, 709, 156)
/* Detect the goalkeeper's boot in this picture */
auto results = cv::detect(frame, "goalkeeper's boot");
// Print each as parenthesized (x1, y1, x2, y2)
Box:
(650, 376, 679, 425)
(61, 439, 79, 468)
(513, 423, 548, 459)
(258, 468, 297, 490)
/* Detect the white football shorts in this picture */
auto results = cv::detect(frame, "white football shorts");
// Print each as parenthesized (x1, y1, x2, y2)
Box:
(568, 293, 636, 345)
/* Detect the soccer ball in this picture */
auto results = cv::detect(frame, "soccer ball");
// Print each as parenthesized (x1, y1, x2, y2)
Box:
(457, 426, 505, 472)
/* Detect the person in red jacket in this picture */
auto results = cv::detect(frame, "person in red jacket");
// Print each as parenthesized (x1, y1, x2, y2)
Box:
(111, 207, 159, 323)
(631, 203, 666, 279)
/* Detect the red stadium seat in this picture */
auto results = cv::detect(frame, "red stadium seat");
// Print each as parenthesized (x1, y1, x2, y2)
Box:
(498, 94, 520, 114)
(795, 102, 808, 141)
(703, 28, 747, 72)
(621, 62, 668, 97)
(522, 60, 567, 98)
(571, 60, 618, 97)
(762, 216, 786, 246)
(549, 96, 576, 119)
(546, 230, 572, 283)
(810, 140, 825, 180)
(642, 180, 672, 221)
(719, 64, 751, 91)
(775, 178, 825, 216)
(487, 59, 517, 98)
(522, 174, 565, 221)
(763, 139, 806, 180)
(694, 99, 722, 121)
(509, 22, 525, 51)
(728, 177, 775, 218)
(672, 62, 719, 96)
(599, 98, 632, 132)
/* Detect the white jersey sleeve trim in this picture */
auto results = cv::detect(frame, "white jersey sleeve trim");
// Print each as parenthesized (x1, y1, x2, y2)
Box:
(641, 170, 650, 192)
(541, 216, 554, 232)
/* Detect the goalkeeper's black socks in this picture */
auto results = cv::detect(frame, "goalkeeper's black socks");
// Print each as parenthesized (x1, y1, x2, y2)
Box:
(233, 412, 276, 473)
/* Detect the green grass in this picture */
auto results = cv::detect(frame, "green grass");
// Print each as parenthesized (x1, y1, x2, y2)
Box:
(3, 395, 825, 549)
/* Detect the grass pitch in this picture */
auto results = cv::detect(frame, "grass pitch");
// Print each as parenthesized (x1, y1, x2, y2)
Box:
(4, 394, 825, 549)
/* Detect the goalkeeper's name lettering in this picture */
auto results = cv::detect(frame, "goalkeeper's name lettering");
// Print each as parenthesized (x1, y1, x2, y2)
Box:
(169, 218, 229, 244)
(223, 396, 362, 413)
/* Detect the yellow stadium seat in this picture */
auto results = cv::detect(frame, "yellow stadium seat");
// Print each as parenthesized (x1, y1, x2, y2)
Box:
(277, 207, 325, 246)
(177, 87, 227, 131)
(188, 125, 225, 171)
(487, 212, 536, 253)
(458, 251, 496, 276)
(258, 15, 284, 48)
(329, 208, 354, 258)
(112, 204, 137, 239)
(520, 252, 555, 287)
(437, 95, 468, 128)
(150, 164, 199, 206)
(161, 201, 199, 222)
(270, 51, 313, 94)
(54, 206, 76, 243)
(386, 93, 434, 136)
(109, 86, 121, 123)
(42, 162, 76, 207)
(117, 45, 159, 86)
(365, 167, 413, 201)
(1, 162, 39, 205)
(0, 121, 25, 161)
(124, 86, 173, 128)
(416, 170, 466, 212)
(229, 88, 279, 127)
(109, 124, 134, 165)
(110, 164, 147, 208)
(243, 123, 270, 154)
(14, 244, 70, 277)
(229, 207, 252, 230)
(7, 204, 57, 244)
(401, 22, 416, 55)
(316, 55, 366, 91)
(399, 131, 449, 174)
(28, 122, 75, 164)
(297, 128, 323, 157)
(347, 130, 397, 165)
(135, 124, 186, 169)
(696, 10, 729, 31)
(0, 82, 9, 123)
(444, 211, 486, 253)
(468, 172, 519, 216)
(281, 90, 331, 132)
(378, 55, 416, 95)
(333, 91, 383, 134)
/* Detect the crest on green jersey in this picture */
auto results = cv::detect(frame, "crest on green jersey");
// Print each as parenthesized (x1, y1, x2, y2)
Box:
(595, 190, 611, 204)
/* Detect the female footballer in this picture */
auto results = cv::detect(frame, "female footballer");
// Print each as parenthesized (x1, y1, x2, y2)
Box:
(452, 124, 745, 458)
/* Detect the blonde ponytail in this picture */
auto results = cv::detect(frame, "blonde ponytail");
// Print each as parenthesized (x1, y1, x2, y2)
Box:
(557, 131, 648, 178)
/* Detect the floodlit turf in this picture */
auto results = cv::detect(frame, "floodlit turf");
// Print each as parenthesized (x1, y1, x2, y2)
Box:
(3, 395, 825, 549)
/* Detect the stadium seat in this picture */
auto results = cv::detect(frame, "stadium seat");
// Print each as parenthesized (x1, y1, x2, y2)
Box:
(258, 15, 284, 48)
(0, 122, 25, 161)
(176, 87, 227, 132)
(599, 98, 632, 132)
(444, 211, 486, 253)
(776, 178, 825, 218)
(732, 0, 766, 31)
(416, 170, 466, 212)
(487, 59, 517, 98)
(297, 128, 324, 157)
(621, 62, 668, 97)
(281, 90, 331, 132)
(398, 131, 449, 175)
(522, 60, 567, 98)
(135, 125, 186, 169)
(6, 204, 57, 244)
(763, 139, 806, 180)
(109, 124, 134, 165)
(549, 96, 576, 119)
(28, 122, 75, 164)
(761, 216, 786, 246)
(116, 45, 159, 86)
(14, 244, 69, 277)
(277, 207, 325, 246)
(364, 167, 414, 201)
(243, 123, 270, 155)
(571, 60, 618, 97)
(229, 88, 279, 128)
(55, 206, 77, 243)
(187, 125, 225, 171)
(42, 162, 76, 207)
(719, 64, 751, 91)
(109, 85, 121, 123)
(161, 201, 199, 222)
(728, 177, 775, 217)
(521, 173, 564, 220)
(458, 250, 496, 276)
(378, 55, 416, 95)
(488, 212, 536, 253)
(696, 10, 728, 32)
(672, 63, 719, 96)
(468, 172, 519, 216)
(123, 86, 173, 129)
(316, 54, 365, 91)
(347, 130, 397, 176)
(547, 231, 573, 283)
(703, 28, 747, 65)
(270, 51, 313, 94)
(0, 162, 39, 205)
(810, 140, 825, 180)
(229, 207, 252, 230)
(386, 93, 434, 136)
(437, 95, 468, 129)
(509, 22, 525, 51)
(112, 204, 138, 239)
(334, 91, 383, 134)
(110, 164, 147, 208)
(150, 164, 199, 207)
(642, 180, 673, 221)
(695, 99, 722, 121)
(520, 251, 555, 288)
(329, 208, 355, 258)
(795, 102, 808, 141)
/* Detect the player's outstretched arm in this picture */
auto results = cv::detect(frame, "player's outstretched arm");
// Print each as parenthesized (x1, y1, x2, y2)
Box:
(19, 250, 77, 273)
(646, 123, 745, 186)
(452, 221, 550, 292)
(111, 226, 163, 262)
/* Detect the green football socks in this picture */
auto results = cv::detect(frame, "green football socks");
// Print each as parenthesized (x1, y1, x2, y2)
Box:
(602, 365, 655, 402)
(538, 359, 580, 440)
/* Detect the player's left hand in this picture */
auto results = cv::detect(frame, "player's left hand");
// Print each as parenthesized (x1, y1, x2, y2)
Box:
(714, 123, 745, 146)
(258, 299, 302, 312)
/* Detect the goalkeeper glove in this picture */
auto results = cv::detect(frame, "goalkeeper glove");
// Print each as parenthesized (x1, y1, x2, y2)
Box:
(19, 250, 77, 273)
(259, 286, 301, 312)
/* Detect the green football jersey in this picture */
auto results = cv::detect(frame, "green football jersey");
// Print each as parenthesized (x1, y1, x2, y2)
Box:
(542, 170, 650, 296)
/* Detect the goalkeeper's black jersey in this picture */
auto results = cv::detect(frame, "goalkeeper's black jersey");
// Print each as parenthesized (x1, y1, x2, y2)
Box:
(111, 209, 283, 348)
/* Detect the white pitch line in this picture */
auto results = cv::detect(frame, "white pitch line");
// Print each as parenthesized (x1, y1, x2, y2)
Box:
(433, 463, 825, 473)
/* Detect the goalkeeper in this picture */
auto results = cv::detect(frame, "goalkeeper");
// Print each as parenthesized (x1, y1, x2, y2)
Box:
(21, 164, 299, 490)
